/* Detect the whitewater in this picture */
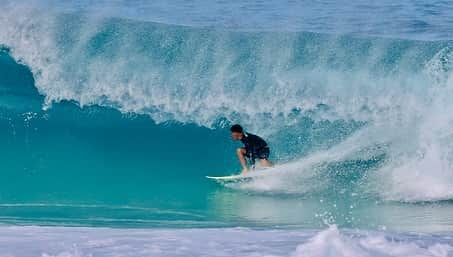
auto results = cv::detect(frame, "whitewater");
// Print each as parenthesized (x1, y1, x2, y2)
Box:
(1, 0, 453, 256)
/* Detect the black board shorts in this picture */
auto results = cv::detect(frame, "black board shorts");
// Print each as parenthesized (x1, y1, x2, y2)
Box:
(246, 147, 270, 160)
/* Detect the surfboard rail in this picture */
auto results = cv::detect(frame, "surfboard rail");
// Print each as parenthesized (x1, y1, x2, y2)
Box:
(206, 169, 270, 181)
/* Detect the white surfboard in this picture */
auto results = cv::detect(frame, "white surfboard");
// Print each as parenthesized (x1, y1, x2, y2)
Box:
(206, 169, 269, 182)
(205, 174, 249, 181)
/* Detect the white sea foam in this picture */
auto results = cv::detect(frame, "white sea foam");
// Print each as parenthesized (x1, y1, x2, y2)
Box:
(0, 225, 451, 257)
(292, 225, 453, 257)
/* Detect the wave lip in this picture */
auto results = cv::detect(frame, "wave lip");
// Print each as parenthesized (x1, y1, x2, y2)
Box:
(1, 5, 452, 128)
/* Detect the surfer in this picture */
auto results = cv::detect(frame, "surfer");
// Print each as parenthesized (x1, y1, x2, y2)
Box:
(230, 124, 273, 173)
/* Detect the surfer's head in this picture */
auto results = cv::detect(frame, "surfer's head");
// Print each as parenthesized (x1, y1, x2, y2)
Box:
(230, 124, 244, 140)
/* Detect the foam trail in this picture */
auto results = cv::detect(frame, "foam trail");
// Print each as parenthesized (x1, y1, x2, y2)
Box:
(228, 125, 392, 194)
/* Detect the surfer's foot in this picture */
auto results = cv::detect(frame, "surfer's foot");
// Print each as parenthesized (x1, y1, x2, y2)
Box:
(241, 168, 250, 174)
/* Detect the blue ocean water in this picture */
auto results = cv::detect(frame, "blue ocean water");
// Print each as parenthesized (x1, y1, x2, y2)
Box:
(1, 0, 453, 256)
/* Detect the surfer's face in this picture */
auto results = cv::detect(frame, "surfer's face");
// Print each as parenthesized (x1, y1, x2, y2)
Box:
(231, 132, 243, 141)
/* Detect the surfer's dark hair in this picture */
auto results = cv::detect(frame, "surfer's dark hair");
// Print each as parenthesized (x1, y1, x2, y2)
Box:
(230, 124, 243, 133)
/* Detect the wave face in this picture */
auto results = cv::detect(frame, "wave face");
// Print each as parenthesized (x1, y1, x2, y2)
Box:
(1, 3, 453, 232)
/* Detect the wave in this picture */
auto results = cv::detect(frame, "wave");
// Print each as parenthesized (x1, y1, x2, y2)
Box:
(2, 4, 453, 205)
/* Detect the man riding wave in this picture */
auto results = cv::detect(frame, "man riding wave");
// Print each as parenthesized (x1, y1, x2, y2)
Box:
(230, 124, 273, 173)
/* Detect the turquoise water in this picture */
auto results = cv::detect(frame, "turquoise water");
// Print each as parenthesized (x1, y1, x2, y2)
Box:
(1, 1, 453, 256)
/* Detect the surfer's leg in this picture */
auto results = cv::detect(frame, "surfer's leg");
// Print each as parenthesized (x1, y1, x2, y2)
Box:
(259, 159, 273, 167)
(257, 147, 273, 167)
(236, 148, 250, 173)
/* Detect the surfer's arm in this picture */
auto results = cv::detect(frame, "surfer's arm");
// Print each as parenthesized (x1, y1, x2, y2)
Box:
(236, 148, 250, 173)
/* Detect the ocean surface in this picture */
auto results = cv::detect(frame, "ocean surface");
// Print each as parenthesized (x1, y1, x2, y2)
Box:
(1, 0, 453, 256)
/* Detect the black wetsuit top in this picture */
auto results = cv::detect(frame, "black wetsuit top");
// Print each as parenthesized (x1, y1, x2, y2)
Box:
(241, 132, 270, 160)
